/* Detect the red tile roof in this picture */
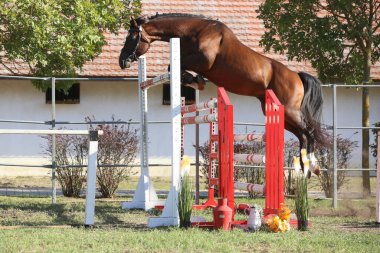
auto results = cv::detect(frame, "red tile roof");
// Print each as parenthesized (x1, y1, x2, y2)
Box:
(2, 0, 380, 80)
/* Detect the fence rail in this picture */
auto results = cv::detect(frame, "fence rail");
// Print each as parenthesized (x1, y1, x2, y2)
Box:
(0, 75, 379, 209)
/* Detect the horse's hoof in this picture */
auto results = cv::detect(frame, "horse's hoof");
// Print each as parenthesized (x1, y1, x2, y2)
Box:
(306, 170, 312, 179)
(194, 75, 206, 90)
(181, 72, 194, 84)
(183, 75, 206, 90)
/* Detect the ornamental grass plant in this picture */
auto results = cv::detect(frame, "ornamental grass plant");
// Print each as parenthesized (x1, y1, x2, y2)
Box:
(294, 173, 310, 231)
(178, 174, 194, 228)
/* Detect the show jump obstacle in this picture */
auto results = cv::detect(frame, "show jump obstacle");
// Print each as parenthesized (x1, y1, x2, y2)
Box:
(181, 87, 284, 226)
(121, 38, 182, 227)
(0, 129, 102, 226)
(121, 38, 285, 227)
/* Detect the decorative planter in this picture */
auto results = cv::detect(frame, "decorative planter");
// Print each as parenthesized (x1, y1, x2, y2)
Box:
(180, 220, 192, 228)
(297, 220, 309, 231)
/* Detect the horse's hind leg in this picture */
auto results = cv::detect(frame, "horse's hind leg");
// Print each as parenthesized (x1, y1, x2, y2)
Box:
(305, 131, 321, 175)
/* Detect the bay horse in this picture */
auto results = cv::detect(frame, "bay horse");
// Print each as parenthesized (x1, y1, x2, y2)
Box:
(119, 13, 326, 174)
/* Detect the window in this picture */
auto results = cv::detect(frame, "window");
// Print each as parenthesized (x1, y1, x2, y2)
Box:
(46, 83, 80, 104)
(162, 83, 195, 105)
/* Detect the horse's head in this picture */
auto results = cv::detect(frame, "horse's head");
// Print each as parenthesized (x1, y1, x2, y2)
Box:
(119, 17, 151, 69)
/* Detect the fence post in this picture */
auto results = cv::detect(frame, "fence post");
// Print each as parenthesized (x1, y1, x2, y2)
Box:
(84, 130, 99, 226)
(376, 131, 380, 223)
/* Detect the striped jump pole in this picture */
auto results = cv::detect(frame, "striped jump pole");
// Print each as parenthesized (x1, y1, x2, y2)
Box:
(181, 98, 217, 114)
(181, 113, 218, 125)
(234, 181, 265, 194)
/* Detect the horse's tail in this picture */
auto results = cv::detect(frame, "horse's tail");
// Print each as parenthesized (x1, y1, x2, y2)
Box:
(298, 72, 328, 147)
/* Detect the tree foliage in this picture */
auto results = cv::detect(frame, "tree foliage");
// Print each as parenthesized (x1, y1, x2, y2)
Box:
(0, 0, 141, 90)
(258, 0, 380, 84)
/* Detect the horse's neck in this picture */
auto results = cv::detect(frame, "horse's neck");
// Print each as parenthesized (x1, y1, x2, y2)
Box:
(144, 19, 195, 42)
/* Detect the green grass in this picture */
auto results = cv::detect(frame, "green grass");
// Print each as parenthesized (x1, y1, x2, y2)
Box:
(0, 196, 379, 253)
(1, 175, 377, 194)
(0, 176, 209, 191)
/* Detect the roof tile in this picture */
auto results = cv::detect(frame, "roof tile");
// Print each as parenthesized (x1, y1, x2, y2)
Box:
(1, 0, 379, 80)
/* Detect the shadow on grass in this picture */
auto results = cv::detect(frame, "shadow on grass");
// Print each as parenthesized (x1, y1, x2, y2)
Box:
(342, 221, 380, 230)
(0, 202, 79, 226)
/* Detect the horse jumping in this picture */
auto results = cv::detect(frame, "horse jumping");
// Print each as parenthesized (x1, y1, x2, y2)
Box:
(119, 13, 326, 171)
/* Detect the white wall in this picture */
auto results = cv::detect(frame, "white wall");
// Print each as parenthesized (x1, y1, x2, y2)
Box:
(0, 79, 378, 172)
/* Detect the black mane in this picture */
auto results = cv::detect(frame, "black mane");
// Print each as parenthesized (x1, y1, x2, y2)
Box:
(136, 13, 212, 25)
(150, 13, 209, 20)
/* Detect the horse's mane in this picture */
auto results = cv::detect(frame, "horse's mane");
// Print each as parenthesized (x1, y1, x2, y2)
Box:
(136, 13, 213, 25)
(150, 13, 210, 20)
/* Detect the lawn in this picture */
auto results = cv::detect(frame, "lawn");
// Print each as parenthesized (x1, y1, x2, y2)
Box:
(0, 195, 379, 253)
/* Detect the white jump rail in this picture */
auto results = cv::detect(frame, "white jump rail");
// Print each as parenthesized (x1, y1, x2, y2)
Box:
(0, 129, 103, 227)
(0, 129, 94, 135)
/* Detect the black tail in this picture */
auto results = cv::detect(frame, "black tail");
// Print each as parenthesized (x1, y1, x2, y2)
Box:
(298, 72, 328, 147)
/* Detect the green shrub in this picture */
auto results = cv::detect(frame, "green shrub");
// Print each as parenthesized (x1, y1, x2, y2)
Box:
(43, 133, 87, 197)
(43, 117, 138, 198)
(87, 117, 138, 198)
(284, 134, 357, 198)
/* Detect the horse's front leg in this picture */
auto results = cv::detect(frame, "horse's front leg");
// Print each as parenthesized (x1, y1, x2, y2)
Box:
(179, 52, 217, 90)
(167, 65, 206, 90)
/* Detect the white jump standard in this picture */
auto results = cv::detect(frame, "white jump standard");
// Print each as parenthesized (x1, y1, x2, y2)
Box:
(121, 38, 182, 228)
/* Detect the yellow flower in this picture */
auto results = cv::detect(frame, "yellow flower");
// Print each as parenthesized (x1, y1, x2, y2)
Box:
(266, 213, 291, 233)
(279, 204, 291, 221)
(282, 220, 291, 231)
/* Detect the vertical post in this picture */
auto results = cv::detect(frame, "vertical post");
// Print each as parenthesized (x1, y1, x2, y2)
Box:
(376, 131, 380, 223)
(51, 77, 57, 205)
(84, 131, 99, 226)
(121, 55, 163, 210)
(265, 90, 284, 215)
(139, 56, 149, 193)
(195, 90, 200, 204)
(332, 84, 338, 208)
(181, 97, 185, 158)
(217, 88, 234, 211)
(169, 37, 181, 224)
(148, 38, 181, 227)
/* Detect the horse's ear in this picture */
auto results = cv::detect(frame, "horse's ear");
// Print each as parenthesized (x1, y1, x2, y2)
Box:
(136, 15, 149, 25)
(130, 17, 138, 28)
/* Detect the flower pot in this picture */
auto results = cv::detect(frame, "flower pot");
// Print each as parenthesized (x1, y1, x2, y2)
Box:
(180, 220, 192, 228)
(297, 220, 309, 231)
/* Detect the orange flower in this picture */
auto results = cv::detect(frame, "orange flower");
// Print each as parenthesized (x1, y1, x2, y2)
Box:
(279, 204, 291, 221)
